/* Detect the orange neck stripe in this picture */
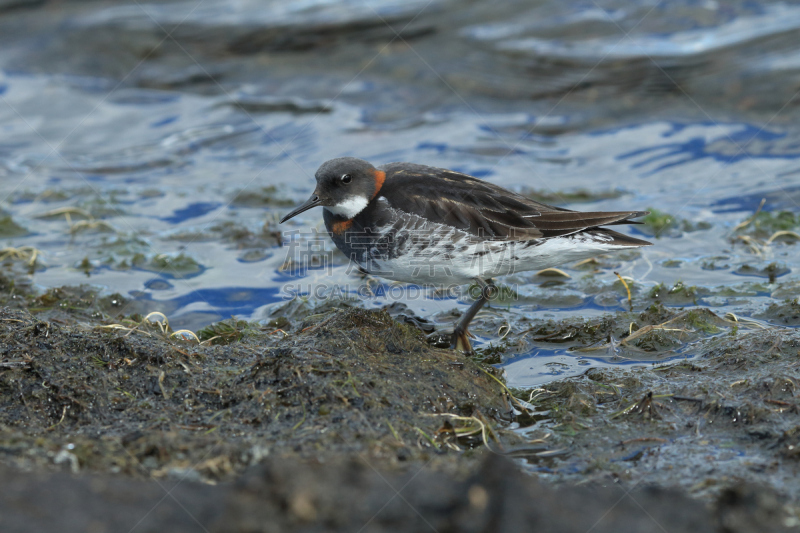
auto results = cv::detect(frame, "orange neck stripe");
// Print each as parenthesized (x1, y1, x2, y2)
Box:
(332, 219, 354, 235)
(371, 169, 386, 200)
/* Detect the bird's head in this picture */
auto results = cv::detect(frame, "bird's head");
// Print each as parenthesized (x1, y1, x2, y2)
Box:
(279, 157, 385, 223)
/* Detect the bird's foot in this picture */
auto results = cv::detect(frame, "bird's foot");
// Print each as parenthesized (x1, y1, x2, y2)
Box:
(450, 328, 476, 354)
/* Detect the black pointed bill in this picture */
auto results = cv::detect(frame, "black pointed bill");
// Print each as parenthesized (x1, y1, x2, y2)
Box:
(280, 194, 321, 223)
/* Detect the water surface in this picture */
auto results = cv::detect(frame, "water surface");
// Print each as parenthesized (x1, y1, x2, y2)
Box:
(1, 0, 799, 389)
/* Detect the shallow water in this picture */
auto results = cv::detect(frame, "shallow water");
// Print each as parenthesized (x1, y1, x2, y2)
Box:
(0, 0, 799, 389)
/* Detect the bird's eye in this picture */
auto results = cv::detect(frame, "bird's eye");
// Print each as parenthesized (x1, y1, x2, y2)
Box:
(341, 174, 352, 184)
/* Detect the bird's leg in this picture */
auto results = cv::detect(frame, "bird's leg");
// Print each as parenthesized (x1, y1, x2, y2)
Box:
(451, 279, 496, 353)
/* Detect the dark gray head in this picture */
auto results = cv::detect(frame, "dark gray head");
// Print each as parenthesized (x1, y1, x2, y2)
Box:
(280, 157, 384, 223)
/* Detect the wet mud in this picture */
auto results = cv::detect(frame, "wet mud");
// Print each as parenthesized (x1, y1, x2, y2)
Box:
(517, 325, 800, 498)
(1, 273, 799, 531)
(0, 279, 510, 482)
(1, 454, 784, 533)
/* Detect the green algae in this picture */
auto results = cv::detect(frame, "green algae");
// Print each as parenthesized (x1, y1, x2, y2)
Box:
(12, 187, 97, 204)
(757, 298, 800, 326)
(773, 281, 800, 299)
(231, 185, 295, 208)
(22, 285, 129, 322)
(682, 309, 723, 334)
(735, 210, 800, 239)
(641, 208, 677, 236)
(197, 318, 260, 345)
(166, 220, 282, 249)
(522, 189, 626, 205)
(681, 219, 712, 232)
(70, 235, 158, 272)
(638, 208, 711, 238)
(735, 262, 790, 283)
(131, 252, 204, 278)
(648, 280, 706, 305)
(701, 257, 730, 271)
(623, 308, 726, 351)
(0, 215, 28, 238)
(78, 196, 126, 219)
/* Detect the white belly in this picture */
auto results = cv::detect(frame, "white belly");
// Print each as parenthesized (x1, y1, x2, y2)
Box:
(358, 230, 632, 286)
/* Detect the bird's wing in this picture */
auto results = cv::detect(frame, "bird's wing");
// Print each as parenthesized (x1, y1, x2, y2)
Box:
(378, 163, 647, 241)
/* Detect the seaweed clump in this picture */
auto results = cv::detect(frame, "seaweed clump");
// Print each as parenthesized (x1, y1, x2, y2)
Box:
(0, 306, 510, 482)
(0, 214, 28, 238)
(757, 298, 800, 326)
(648, 280, 707, 305)
(231, 185, 295, 208)
(639, 208, 710, 238)
(734, 210, 799, 240)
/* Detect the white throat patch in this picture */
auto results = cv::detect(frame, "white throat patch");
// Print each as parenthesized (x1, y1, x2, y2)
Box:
(324, 196, 369, 219)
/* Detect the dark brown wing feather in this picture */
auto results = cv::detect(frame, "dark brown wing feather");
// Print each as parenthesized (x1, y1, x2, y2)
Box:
(378, 163, 647, 241)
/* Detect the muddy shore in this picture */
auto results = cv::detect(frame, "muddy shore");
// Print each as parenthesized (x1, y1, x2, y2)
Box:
(3, 0, 800, 530)
(1, 270, 799, 531)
